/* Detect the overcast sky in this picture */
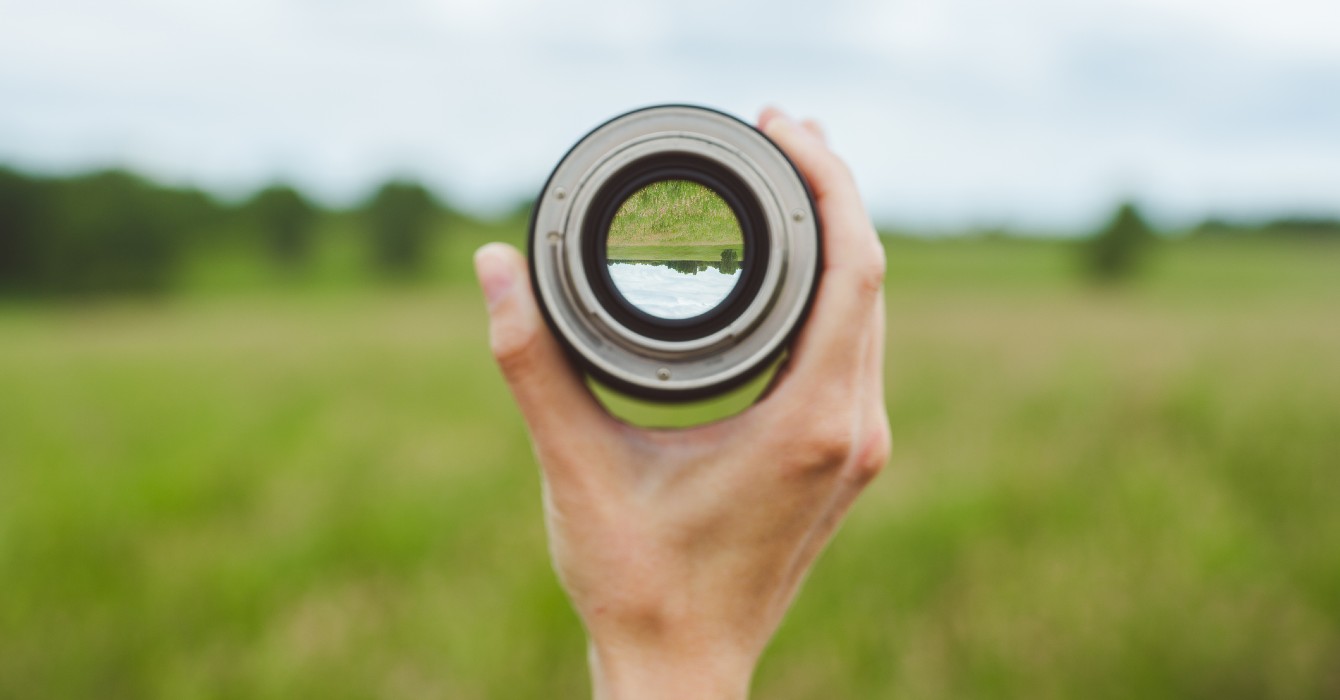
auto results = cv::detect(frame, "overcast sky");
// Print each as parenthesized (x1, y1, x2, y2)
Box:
(1, 0, 1337, 231)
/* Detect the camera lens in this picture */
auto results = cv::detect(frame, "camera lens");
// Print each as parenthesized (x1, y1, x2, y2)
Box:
(529, 105, 820, 401)
(605, 180, 744, 321)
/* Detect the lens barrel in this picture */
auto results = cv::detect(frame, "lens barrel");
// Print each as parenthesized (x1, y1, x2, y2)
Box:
(528, 105, 820, 401)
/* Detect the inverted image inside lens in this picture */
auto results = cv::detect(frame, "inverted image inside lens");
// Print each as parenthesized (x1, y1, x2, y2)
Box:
(605, 180, 745, 320)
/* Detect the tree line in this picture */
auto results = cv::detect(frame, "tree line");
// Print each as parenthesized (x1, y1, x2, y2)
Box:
(2, 166, 1335, 297)
(0, 167, 449, 298)
(1083, 203, 1339, 283)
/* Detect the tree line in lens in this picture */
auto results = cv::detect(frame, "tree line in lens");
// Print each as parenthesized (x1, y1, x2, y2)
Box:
(608, 249, 744, 276)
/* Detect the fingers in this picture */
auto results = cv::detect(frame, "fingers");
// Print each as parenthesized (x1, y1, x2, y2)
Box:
(474, 243, 610, 441)
(801, 118, 827, 144)
(778, 297, 890, 587)
(770, 311, 888, 593)
(853, 293, 891, 482)
(758, 107, 826, 144)
(757, 105, 786, 132)
(759, 109, 864, 225)
(863, 293, 889, 427)
(757, 108, 886, 407)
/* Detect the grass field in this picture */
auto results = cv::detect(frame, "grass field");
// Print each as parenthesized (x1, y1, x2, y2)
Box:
(1, 227, 1338, 698)
(605, 243, 745, 262)
(606, 180, 744, 248)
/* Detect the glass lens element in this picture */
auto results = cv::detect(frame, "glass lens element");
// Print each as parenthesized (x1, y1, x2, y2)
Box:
(605, 180, 745, 320)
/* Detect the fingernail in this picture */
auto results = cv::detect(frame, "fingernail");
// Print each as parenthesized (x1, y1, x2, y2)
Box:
(474, 244, 515, 309)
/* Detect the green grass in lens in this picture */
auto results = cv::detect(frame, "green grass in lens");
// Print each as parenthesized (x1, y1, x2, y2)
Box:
(605, 180, 744, 250)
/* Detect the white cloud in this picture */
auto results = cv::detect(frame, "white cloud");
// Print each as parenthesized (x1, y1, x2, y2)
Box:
(0, 0, 1336, 229)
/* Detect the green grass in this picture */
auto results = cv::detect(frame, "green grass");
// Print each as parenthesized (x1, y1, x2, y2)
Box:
(605, 243, 744, 262)
(606, 180, 744, 247)
(1, 232, 1338, 698)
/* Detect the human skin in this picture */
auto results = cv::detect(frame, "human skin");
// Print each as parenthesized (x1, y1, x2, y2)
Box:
(473, 107, 890, 699)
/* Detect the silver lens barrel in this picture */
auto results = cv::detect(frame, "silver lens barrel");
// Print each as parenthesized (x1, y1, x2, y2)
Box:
(528, 105, 820, 401)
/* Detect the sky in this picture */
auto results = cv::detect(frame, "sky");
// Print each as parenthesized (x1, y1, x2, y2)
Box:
(1, 0, 1337, 232)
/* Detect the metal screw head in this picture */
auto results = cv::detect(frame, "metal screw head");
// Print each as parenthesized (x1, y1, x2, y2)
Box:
(656, 367, 671, 381)
(554, 187, 567, 200)
(792, 209, 806, 222)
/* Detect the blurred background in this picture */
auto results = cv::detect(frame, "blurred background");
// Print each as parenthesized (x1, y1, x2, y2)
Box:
(1, 0, 1337, 697)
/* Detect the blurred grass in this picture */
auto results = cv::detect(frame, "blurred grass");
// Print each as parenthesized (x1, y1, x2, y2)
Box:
(1, 227, 1338, 698)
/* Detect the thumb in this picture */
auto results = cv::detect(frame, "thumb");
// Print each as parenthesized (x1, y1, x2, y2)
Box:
(474, 243, 607, 436)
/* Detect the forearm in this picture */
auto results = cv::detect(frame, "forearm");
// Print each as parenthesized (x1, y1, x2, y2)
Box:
(588, 638, 755, 700)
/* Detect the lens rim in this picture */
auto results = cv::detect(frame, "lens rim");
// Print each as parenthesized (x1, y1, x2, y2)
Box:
(584, 153, 769, 341)
(527, 104, 821, 402)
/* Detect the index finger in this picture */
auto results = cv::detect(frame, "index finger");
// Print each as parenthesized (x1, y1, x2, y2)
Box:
(758, 109, 886, 405)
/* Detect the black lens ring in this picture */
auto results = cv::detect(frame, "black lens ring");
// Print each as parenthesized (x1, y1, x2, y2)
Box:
(528, 104, 823, 403)
(581, 152, 770, 342)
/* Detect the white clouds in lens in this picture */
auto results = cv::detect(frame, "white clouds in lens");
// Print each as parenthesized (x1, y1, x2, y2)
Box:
(608, 262, 740, 320)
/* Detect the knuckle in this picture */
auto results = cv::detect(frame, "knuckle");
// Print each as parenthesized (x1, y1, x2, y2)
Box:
(789, 413, 856, 471)
(829, 236, 886, 297)
(818, 152, 853, 182)
(833, 157, 856, 184)
(848, 425, 891, 485)
(856, 245, 887, 294)
(797, 147, 847, 192)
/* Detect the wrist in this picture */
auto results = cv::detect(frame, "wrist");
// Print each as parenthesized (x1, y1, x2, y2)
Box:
(588, 636, 756, 700)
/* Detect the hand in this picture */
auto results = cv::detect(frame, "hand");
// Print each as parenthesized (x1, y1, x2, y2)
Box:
(473, 107, 890, 699)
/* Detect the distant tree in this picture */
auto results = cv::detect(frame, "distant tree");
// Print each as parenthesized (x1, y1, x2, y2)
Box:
(1085, 202, 1155, 283)
(666, 260, 703, 275)
(248, 185, 317, 268)
(0, 167, 230, 298)
(1264, 217, 1340, 239)
(1192, 217, 1237, 238)
(49, 171, 187, 295)
(0, 168, 43, 293)
(719, 247, 740, 275)
(365, 181, 439, 276)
